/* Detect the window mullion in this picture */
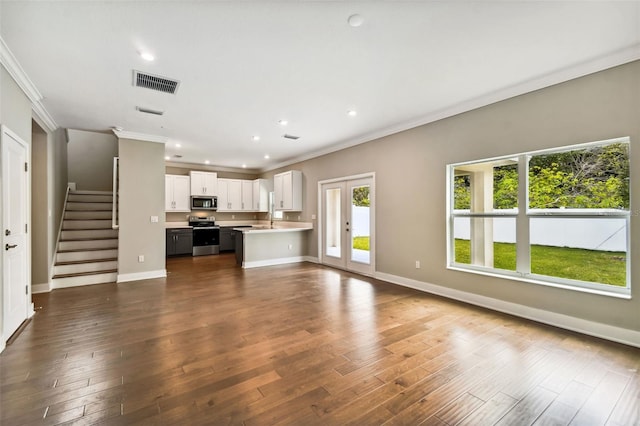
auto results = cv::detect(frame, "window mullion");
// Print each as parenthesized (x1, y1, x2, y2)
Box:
(516, 154, 530, 275)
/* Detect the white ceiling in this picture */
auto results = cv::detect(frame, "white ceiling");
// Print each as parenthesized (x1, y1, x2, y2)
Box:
(1, 1, 639, 171)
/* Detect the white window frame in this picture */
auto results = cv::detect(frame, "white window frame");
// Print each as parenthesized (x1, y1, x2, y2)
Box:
(447, 137, 631, 298)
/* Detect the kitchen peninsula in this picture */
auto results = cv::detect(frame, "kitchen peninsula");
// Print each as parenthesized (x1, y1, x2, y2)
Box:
(234, 222, 313, 268)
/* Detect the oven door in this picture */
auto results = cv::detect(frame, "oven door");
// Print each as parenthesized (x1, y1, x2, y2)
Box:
(192, 227, 220, 256)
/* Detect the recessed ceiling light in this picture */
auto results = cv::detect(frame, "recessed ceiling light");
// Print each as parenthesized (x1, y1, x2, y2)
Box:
(164, 156, 170, 160)
(242, 164, 247, 168)
(278, 120, 288, 126)
(264, 154, 270, 159)
(348, 110, 357, 116)
(348, 14, 364, 27)
(140, 52, 155, 61)
(175, 143, 181, 148)
(204, 160, 210, 165)
(252, 135, 260, 141)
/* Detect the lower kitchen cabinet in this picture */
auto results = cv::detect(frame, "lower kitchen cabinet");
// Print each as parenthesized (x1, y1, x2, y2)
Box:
(219, 227, 235, 252)
(166, 228, 193, 256)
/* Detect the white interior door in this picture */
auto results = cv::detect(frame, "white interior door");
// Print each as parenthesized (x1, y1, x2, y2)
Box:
(320, 175, 374, 276)
(2, 126, 30, 341)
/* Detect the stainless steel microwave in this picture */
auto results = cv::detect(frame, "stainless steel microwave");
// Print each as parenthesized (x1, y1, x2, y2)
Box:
(191, 196, 217, 211)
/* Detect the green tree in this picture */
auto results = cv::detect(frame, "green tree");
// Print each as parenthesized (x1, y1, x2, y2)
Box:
(352, 186, 370, 207)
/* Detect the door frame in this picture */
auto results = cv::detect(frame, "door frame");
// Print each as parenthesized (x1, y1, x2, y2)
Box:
(1, 125, 32, 351)
(318, 172, 375, 276)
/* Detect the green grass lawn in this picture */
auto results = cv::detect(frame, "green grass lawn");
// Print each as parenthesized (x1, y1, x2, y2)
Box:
(353, 236, 370, 251)
(454, 239, 626, 286)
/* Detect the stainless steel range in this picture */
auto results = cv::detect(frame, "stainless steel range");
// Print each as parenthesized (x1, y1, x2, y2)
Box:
(189, 216, 220, 256)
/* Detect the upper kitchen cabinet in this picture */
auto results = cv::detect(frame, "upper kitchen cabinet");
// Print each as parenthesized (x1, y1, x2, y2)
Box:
(253, 179, 272, 212)
(189, 171, 218, 196)
(274, 170, 302, 211)
(217, 178, 243, 211)
(241, 180, 253, 211)
(165, 174, 191, 212)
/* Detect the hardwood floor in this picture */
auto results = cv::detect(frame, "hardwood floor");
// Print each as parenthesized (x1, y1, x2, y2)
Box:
(1, 254, 638, 425)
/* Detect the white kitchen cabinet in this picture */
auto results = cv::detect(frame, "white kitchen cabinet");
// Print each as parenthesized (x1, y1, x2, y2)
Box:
(165, 174, 191, 212)
(217, 178, 243, 211)
(189, 171, 218, 196)
(241, 180, 253, 211)
(274, 170, 302, 211)
(253, 178, 272, 212)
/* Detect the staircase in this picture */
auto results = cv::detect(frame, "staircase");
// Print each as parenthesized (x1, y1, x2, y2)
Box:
(52, 190, 118, 288)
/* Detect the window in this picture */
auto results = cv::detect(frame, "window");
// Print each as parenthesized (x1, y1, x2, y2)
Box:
(448, 137, 630, 296)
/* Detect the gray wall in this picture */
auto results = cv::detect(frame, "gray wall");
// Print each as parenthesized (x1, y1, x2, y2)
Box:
(262, 60, 640, 333)
(67, 129, 117, 191)
(0, 65, 33, 340)
(31, 122, 48, 285)
(118, 138, 165, 277)
(50, 128, 68, 260)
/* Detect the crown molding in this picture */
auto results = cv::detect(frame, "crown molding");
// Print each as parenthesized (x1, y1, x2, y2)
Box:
(0, 36, 58, 132)
(262, 44, 640, 173)
(112, 130, 168, 144)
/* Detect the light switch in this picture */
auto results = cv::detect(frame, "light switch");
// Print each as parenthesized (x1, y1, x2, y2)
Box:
(150, 216, 159, 223)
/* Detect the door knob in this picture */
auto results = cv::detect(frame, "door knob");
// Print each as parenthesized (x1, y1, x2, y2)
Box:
(5, 229, 10, 236)
(5, 244, 17, 250)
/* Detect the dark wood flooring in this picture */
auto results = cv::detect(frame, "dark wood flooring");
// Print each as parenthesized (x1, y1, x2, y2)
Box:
(1, 254, 638, 425)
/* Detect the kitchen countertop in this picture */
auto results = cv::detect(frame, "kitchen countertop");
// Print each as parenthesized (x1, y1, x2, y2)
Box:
(233, 222, 313, 233)
(165, 222, 192, 229)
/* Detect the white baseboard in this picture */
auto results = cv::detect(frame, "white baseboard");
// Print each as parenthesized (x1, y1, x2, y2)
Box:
(32, 282, 51, 294)
(375, 272, 640, 349)
(0, 334, 5, 353)
(304, 256, 319, 264)
(117, 269, 167, 283)
(243, 256, 307, 269)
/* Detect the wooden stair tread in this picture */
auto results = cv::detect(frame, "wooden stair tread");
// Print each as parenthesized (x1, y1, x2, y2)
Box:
(62, 227, 116, 231)
(55, 258, 117, 266)
(57, 248, 117, 254)
(59, 237, 119, 242)
(65, 209, 113, 212)
(52, 269, 117, 279)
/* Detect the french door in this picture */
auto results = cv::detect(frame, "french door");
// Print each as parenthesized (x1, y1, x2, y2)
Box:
(320, 175, 374, 276)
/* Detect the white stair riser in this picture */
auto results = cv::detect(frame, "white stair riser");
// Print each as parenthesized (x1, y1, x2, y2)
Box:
(68, 194, 113, 203)
(70, 190, 112, 195)
(55, 261, 118, 276)
(59, 239, 118, 251)
(57, 249, 118, 263)
(65, 211, 113, 220)
(63, 220, 113, 230)
(66, 202, 112, 211)
(52, 272, 117, 289)
(61, 229, 118, 240)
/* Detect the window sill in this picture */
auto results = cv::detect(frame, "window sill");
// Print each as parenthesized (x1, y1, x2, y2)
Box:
(447, 265, 632, 300)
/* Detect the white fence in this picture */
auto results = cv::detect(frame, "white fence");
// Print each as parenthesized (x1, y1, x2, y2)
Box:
(352, 206, 370, 237)
(453, 217, 626, 252)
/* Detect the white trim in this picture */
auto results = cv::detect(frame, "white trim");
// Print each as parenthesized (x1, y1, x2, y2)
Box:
(32, 283, 51, 294)
(243, 256, 306, 269)
(112, 130, 168, 144)
(0, 36, 58, 131)
(375, 271, 640, 349)
(117, 269, 167, 283)
(0, 335, 5, 353)
(261, 46, 640, 173)
(303, 256, 319, 264)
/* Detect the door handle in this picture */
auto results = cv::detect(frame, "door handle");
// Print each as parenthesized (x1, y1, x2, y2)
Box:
(5, 229, 10, 236)
(5, 244, 17, 250)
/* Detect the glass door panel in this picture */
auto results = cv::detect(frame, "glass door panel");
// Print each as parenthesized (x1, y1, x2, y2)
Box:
(350, 184, 370, 265)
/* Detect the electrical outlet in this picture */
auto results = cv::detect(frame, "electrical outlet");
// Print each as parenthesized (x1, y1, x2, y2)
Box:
(415, 260, 420, 269)
(150, 216, 158, 223)
(138, 255, 145, 263)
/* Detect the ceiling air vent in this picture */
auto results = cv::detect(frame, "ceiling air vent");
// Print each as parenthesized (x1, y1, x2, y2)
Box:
(133, 70, 180, 94)
(136, 106, 165, 116)
(283, 134, 300, 140)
